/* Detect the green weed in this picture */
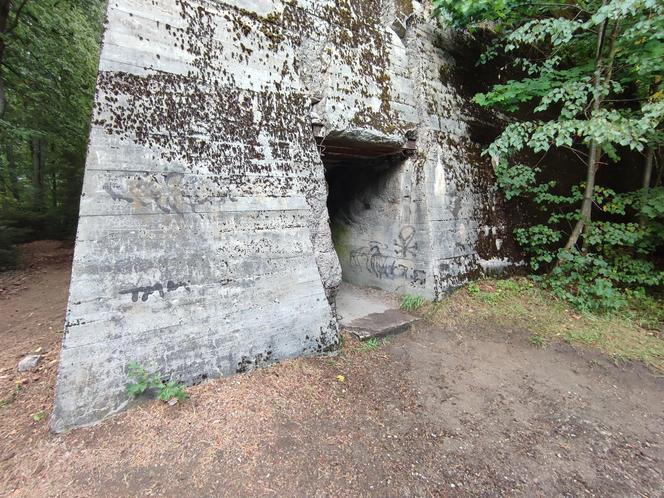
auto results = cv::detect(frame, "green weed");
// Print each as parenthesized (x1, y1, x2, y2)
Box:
(126, 362, 188, 404)
(467, 283, 480, 296)
(401, 294, 425, 312)
(529, 333, 547, 348)
(31, 410, 46, 422)
(359, 338, 380, 352)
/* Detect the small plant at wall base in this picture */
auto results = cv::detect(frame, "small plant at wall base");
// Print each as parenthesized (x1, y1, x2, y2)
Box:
(126, 362, 188, 404)
(401, 294, 426, 312)
(435, 0, 664, 314)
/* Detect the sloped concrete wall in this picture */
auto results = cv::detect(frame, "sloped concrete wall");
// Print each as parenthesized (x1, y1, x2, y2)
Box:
(52, 0, 514, 431)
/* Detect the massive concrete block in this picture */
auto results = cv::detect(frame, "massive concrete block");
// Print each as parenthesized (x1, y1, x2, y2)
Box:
(52, 0, 515, 431)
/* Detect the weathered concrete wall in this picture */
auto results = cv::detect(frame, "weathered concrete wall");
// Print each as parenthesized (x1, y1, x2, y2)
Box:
(52, 0, 514, 431)
(323, 2, 513, 299)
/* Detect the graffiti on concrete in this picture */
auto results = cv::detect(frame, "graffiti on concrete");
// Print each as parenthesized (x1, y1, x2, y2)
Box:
(394, 225, 417, 258)
(349, 227, 425, 285)
(103, 173, 197, 214)
(119, 280, 191, 302)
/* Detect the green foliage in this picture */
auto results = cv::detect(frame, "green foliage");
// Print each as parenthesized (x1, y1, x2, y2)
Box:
(400, 294, 425, 311)
(433, 0, 525, 30)
(156, 380, 189, 403)
(435, 0, 664, 313)
(514, 225, 561, 270)
(126, 362, 188, 404)
(466, 282, 481, 295)
(0, 0, 105, 265)
(125, 362, 163, 398)
(525, 184, 664, 312)
(623, 289, 664, 330)
(31, 410, 46, 422)
(359, 338, 380, 352)
(0, 223, 21, 270)
(529, 333, 547, 348)
(466, 278, 532, 304)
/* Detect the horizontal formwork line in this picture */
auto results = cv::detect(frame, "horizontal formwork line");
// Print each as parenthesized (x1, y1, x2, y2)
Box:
(98, 51, 301, 91)
(432, 253, 478, 261)
(64, 286, 330, 350)
(68, 269, 322, 308)
(83, 167, 321, 177)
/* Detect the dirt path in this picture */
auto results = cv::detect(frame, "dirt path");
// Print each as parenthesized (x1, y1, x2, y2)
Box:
(1, 244, 662, 497)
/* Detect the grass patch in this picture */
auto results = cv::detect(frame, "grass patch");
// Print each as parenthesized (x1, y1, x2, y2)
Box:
(359, 338, 381, 352)
(401, 294, 426, 312)
(529, 333, 547, 348)
(427, 278, 664, 372)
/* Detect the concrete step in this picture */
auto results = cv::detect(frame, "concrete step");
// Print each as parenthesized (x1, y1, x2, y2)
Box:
(336, 282, 420, 340)
(343, 309, 420, 340)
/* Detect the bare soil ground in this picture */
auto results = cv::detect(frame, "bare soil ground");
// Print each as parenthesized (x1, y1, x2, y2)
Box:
(1, 243, 663, 497)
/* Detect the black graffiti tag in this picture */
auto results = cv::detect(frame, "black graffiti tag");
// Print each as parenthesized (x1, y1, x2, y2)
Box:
(119, 280, 190, 302)
(394, 225, 417, 258)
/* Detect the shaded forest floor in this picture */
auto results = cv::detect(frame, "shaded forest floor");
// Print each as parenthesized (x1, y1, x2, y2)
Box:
(1, 243, 663, 497)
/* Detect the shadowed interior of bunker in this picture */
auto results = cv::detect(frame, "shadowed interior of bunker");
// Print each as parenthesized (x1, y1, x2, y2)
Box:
(320, 137, 413, 290)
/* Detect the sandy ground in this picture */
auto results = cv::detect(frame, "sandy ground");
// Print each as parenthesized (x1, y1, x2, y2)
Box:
(1, 242, 663, 497)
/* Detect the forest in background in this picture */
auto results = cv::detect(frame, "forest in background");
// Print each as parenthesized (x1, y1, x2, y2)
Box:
(0, 0, 105, 267)
(435, 0, 663, 313)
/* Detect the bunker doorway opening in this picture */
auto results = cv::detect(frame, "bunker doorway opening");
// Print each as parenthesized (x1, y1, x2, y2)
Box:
(320, 137, 405, 284)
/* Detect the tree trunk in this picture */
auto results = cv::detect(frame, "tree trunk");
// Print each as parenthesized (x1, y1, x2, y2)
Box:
(0, 153, 6, 210)
(51, 169, 57, 209)
(565, 143, 600, 251)
(0, 0, 10, 119)
(6, 144, 18, 200)
(31, 137, 45, 208)
(563, 5, 612, 252)
(639, 146, 655, 226)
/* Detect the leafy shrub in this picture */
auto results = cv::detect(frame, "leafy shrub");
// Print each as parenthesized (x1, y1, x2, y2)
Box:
(126, 362, 188, 403)
(434, 0, 664, 315)
(520, 187, 664, 312)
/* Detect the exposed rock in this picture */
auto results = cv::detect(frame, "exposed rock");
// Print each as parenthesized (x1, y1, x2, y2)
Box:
(17, 355, 41, 372)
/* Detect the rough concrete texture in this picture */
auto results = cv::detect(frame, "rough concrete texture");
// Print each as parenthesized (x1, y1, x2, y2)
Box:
(52, 0, 515, 430)
(326, 12, 514, 299)
(336, 282, 398, 323)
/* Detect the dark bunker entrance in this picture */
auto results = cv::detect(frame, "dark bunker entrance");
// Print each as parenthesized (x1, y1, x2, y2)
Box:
(320, 136, 416, 294)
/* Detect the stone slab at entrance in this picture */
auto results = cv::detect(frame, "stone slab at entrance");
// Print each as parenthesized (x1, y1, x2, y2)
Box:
(336, 283, 419, 340)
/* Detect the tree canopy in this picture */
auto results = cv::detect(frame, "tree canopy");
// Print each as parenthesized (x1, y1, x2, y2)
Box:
(435, 0, 664, 311)
(0, 0, 105, 267)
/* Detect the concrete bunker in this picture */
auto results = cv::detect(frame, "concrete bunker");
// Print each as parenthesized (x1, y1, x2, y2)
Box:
(50, 0, 516, 432)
